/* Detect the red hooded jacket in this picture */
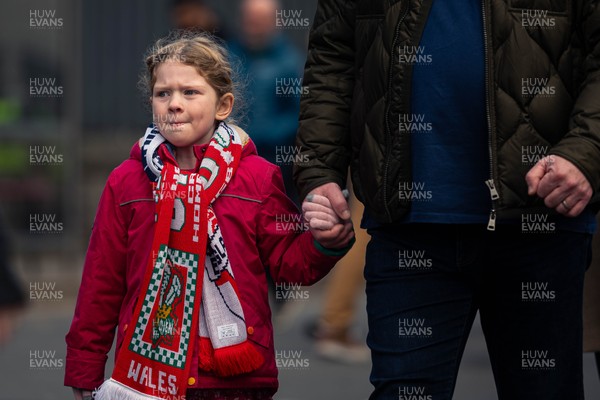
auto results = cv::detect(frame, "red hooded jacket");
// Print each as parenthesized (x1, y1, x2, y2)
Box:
(64, 138, 346, 392)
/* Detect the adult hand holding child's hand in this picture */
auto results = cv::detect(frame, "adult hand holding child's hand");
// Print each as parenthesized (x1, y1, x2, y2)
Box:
(302, 189, 354, 250)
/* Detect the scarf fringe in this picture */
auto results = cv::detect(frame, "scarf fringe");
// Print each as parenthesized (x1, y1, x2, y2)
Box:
(213, 341, 264, 377)
(198, 336, 215, 371)
(95, 378, 165, 400)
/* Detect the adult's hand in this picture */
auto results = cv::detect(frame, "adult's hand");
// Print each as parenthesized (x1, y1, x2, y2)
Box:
(525, 155, 593, 217)
(302, 194, 354, 249)
(306, 182, 351, 221)
(302, 182, 354, 249)
(308, 218, 354, 250)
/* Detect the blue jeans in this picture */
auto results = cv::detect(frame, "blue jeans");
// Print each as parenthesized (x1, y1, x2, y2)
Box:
(365, 224, 592, 400)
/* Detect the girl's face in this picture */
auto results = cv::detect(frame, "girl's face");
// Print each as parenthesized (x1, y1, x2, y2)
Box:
(151, 61, 233, 147)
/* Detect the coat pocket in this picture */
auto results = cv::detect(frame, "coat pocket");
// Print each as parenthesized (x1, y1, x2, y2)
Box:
(242, 304, 271, 350)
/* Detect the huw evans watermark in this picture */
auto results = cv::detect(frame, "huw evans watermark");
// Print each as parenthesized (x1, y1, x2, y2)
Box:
(521, 213, 555, 234)
(150, 391, 185, 400)
(275, 78, 309, 97)
(398, 250, 433, 270)
(30, 281, 63, 301)
(521, 145, 549, 166)
(275, 146, 310, 166)
(151, 53, 188, 64)
(29, 77, 63, 97)
(521, 77, 556, 97)
(521, 281, 555, 302)
(275, 9, 310, 29)
(29, 9, 63, 29)
(399, 386, 432, 400)
(521, 350, 555, 370)
(29, 214, 63, 234)
(276, 349, 310, 369)
(275, 282, 309, 302)
(30, 145, 63, 165)
(399, 182, 433, 202)
(521, 9, 556, 29)
(29, 350, 64, 369)
(399, 318, 433, 338)
(275, 213, 309, 233)
(398, 46, 432, 65)
(399, 114, 432, 134)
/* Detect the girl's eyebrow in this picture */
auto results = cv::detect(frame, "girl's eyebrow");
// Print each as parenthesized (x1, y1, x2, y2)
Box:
(153, 81, 207, 89)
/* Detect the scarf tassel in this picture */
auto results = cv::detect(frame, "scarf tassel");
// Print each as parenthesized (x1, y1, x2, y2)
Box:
(198, 336, 215, 371)
(95, 378, 165, 400)
(213, 341, 264, 377)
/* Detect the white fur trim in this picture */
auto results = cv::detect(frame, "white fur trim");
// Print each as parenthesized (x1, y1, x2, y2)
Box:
(94, 378, 166, 400)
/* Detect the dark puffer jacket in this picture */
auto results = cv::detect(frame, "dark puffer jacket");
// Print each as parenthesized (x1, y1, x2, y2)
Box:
(294, 0, 600, 224)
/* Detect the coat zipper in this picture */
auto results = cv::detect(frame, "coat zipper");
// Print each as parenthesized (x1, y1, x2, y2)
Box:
(482, 0, 498, 231)
(383, 0, 411, 221)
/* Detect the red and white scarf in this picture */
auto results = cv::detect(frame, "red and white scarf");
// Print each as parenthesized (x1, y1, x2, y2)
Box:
(95, 122, 263, 400)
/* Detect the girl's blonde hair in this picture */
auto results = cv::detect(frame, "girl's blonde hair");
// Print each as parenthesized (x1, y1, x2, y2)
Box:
(140, 31, 245, 123)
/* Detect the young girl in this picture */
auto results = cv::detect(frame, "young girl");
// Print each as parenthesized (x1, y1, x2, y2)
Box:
(65, 32, 354, 400)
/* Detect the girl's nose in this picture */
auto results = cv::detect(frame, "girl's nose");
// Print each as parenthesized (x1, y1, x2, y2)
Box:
(168, 92, 183, 112)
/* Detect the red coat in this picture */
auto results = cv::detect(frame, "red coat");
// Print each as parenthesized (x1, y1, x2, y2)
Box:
(65, 139, 345, 391)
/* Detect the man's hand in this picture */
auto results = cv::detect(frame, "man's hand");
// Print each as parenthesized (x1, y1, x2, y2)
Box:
(302, 192, 354, 250)
(525, 155, 593, 217)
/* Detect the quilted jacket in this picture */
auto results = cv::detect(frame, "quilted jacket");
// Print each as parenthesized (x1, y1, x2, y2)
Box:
(294, 0, 600, 225)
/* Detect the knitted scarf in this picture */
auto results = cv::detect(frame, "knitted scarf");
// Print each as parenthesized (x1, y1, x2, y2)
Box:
(95, 122, 263, 400)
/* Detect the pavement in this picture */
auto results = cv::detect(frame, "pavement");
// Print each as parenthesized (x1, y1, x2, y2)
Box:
(1, 278, 599, 400)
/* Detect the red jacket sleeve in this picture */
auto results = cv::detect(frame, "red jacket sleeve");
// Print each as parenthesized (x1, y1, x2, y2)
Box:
(64, 172, 128, 390)
(256, 165, 349, 285)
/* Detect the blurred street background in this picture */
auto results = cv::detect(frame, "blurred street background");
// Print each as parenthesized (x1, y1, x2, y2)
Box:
(1, 0, 599, 399)
(1, 291, 600, 399)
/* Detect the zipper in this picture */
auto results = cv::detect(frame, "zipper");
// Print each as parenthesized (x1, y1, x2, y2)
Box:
(481, 0, 497, 231)
(485, 179, 499, 230)
(487, 209, 497, 231)
(383, 1, 411, 221)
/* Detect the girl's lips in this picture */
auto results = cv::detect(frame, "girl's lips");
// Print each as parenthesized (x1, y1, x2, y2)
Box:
(166, 122, 186, 130)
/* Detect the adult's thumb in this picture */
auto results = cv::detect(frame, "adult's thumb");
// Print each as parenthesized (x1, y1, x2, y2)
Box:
(326, 186, 351, 221)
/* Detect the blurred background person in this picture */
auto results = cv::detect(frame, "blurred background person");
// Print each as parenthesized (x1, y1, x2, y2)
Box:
(171, 0, 228, 39)
(0, 213, 25, 345)
(310, 183, 370, 364)
(228, 0, 303, 201)
(584, 213, 600, 379)
(226, 0, 305, 315)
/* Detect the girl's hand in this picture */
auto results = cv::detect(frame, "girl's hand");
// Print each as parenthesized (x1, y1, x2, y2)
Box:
(72, 388, 93, 400)
(302, 194, 354, 249)
(302, 194, 341, 230)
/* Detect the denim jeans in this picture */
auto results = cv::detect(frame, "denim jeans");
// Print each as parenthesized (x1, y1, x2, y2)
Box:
(365, 223, 592, 400)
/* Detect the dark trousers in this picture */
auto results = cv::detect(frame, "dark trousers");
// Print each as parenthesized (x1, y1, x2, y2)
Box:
(365, 224, 592, 400)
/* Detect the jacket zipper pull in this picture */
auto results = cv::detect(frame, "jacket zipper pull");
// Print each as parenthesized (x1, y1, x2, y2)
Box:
(487, 209, 496, 231)
(485, 179, 499, 200)
(485, 179, 498, 231)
